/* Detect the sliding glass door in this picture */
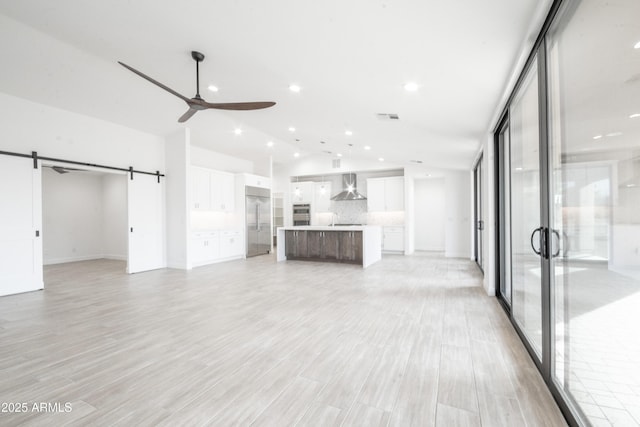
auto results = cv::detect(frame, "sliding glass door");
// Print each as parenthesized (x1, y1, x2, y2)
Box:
(546, 1, 640, 425)
(496, 0, 640, 425)
(474, 156, 484, 271)
(509, 57, 544, 359)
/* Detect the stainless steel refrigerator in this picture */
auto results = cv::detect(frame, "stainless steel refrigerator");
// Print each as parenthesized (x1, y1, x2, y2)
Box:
(246, 186, 271, 257)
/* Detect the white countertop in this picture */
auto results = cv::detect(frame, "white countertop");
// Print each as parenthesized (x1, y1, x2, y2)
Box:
(278, 225, 380, 231)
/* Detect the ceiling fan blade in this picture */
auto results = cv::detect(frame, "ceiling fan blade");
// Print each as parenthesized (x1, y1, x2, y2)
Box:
(118, 61, 190, 102)
(178, 108, 199, 123)
(202, 101, 276, 111)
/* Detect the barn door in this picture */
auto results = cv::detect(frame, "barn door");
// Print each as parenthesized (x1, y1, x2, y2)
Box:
(0, 155, 43, 296)
(127, 173, 164, 273)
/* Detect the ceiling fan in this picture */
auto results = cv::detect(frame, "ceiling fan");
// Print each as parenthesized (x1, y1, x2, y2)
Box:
(118, 51, 276, 123)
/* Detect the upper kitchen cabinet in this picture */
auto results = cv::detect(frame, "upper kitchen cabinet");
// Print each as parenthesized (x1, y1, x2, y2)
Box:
(366, 177, 404, 212)
(291, 181, 314, 204)
(191, 166, 235, 213)
(211, 171, 235, 212)
(314, 182, 332, 213)
(192, 166, 212, 210)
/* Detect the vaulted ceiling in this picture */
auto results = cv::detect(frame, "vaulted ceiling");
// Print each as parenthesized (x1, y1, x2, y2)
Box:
(0, 1, 552, 169)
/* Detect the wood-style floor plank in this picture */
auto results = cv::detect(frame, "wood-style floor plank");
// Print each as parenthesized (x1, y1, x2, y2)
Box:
(0, 254, 567, 426)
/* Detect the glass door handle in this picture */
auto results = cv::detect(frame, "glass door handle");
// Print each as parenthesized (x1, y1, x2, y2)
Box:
(530, 227, 544, 256)
(551, 229, 561, 258)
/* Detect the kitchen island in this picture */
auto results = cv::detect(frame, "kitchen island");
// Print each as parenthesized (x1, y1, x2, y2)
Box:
(276, 225, 382, 268)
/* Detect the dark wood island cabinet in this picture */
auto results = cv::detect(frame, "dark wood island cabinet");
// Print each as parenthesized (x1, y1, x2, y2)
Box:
(280, 226, 380, 267)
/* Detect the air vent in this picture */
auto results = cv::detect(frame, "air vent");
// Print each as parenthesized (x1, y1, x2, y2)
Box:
(376, 113, 400, 120)
(332, 159, 341, 169)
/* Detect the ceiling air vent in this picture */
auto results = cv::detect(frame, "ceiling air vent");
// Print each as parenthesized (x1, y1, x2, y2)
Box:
(376, 113, 400, 120)
(332, 159, 341, 169)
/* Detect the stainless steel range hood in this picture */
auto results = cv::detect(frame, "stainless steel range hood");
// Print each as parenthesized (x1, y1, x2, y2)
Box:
(330, 173, 367, 201)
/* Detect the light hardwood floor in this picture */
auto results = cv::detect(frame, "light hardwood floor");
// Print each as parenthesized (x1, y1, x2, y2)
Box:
(0, 253, 567, 426)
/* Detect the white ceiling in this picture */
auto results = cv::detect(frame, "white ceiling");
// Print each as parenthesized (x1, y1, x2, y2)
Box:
(0, 0, 552, 170)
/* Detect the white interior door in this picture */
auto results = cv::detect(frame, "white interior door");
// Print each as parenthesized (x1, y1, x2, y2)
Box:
(0, 156, 43, 296)
(127, 173, 164, 273)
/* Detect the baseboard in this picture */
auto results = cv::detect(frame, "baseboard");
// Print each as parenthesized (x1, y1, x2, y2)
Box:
(416, 247, 445, 252)
(44, 255, 105, 265)
(103, 254, 127, 261)
(44, 254, 127, 265)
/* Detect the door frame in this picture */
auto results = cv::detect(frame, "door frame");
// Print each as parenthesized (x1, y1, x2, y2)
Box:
(473, 154, 484, 272)
(492, 0, 581, 425)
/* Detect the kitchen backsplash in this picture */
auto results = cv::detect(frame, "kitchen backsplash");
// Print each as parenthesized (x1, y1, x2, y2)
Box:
(332, 200, 368, 224)
(313, 202, 405, 226)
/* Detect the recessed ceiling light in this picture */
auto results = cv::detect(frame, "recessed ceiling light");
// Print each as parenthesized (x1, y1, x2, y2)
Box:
(337, 153, 343, 157)
(515, 167, 523, 171)
(234, 128, 242, 135)
(627, 183, 637, 188)
(593, 135, 603, 140)
(208, 85, 218, 92)
(634, 41, 640, 49)
(345, 130, 353, 136)
(410, 160, 423, 164)
(289, 84, 301, 93)
(266, 141, 274, 147)
(606, 132, 622, 137)
(288, 127, 296, 132)
(293, 152, 300, 158)
(378, 157, 385, 162)
(630, 113, 640, 119)
(404, 82, 419, 91)
(364, 145, 371, 150)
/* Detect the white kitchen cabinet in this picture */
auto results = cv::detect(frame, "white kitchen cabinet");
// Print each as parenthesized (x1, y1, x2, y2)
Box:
(211, 171, 235, 212)
(190, 231, 220, 266)
(192, 167, 211, 210)
(383, 226, 404, 252)
(314, 182, 332, 212)
(366, 178, 386, 212)
(366, 177, 404, 212)
(220, 229, 243, 258)
(191, 167, 235, 213)
(291, 181, 314, 204)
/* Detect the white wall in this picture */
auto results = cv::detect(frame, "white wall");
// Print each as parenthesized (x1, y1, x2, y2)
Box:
(0, 91, 167, 268)
(445, 171, 472, 258)
(0, 93, 165, 173)
(42, 168, 104, 264)
(42, 168, 128, 265)
(191, 145, 254, 174)
(414, 178, 446, 251)
(102, 173, 128, 260)
(165, 129, 191, 269)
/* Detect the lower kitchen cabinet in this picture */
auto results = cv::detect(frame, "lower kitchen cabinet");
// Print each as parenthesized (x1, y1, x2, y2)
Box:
(191, 229, 243, 267)
(307, 231, 340, 260)
(191, 231, 220, 266)
(286, 230, 361, 264)
(383, 226, 404, 252)
(220, 230, 243, 258)
(339, 231, 363, 263)
(285, 230, 308, 259)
